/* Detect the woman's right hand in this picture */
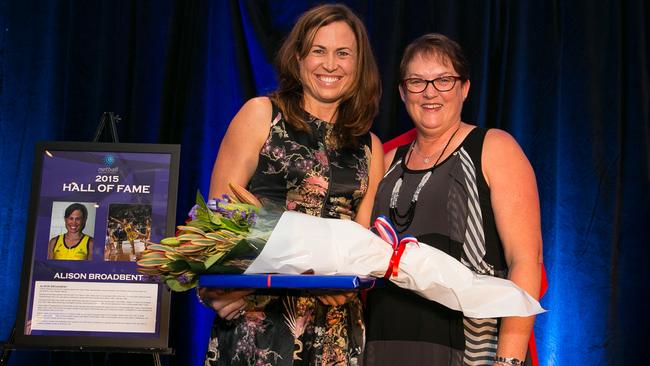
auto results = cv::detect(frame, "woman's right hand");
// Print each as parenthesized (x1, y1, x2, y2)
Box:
(198, 288, 254, 320)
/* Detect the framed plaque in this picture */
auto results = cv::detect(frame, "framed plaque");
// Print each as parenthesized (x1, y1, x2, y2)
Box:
(13, 142, 179, 351)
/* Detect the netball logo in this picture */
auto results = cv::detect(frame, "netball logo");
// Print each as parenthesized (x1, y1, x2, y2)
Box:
(98, 154, 118, 174)
(103, 154, 116, 167)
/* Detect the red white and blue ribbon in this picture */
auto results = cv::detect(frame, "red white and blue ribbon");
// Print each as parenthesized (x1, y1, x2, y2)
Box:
(374, 215, 419, 278)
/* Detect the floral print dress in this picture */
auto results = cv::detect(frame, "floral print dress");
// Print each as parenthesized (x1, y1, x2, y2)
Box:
(204, 102, 372, 366)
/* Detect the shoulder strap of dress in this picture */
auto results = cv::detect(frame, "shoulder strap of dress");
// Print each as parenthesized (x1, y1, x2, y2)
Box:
(270, 100, 282, 125)
(460, 127, 488, 173)
(458, 126, 494, 203)
(383, 143, 410, 176)
(392, 143, 411, 164)
(359, 132, 372, 148)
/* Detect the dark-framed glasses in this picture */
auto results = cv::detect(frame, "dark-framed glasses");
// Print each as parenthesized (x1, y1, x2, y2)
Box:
(402, 76, 463, 93)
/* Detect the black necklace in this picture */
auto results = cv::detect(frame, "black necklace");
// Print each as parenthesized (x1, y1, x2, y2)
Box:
(389, 124, 461, 233)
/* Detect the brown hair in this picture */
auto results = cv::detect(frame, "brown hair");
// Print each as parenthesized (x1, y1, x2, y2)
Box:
(399, 33, 470, 82)
(64, 203, 88, 231)
(269, 3, 381, 148)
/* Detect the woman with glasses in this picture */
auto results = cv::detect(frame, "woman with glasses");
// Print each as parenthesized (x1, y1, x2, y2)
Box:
(364, 34, 542, 366)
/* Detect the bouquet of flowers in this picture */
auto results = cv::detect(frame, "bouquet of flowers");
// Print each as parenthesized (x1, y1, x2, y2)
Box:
(137, 184, 544, 318)
(136, 184, 276, 291)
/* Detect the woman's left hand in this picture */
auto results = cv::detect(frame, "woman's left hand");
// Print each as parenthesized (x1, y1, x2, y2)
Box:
(315, 291, 357, 306)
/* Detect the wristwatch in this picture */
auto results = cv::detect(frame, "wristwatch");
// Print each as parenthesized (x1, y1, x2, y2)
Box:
(494, 356, 524, 366)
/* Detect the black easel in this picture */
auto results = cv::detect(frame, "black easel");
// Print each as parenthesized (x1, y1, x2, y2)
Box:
(1, 113, 172, 366)
(92, 112, 121, 143)
(0, 324, 15, 366)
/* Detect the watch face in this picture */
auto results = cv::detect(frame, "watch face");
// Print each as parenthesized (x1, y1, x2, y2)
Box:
(495, 357, 524, 366)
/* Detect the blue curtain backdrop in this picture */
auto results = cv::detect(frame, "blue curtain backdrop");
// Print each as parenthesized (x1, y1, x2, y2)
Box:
(1, 1, 648, 365)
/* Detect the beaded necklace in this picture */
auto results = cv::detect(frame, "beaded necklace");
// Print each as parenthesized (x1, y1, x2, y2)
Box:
(389, 124, 461, 233)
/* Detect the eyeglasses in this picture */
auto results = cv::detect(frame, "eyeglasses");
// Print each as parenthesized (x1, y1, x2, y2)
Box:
(402, 76, 463, 93)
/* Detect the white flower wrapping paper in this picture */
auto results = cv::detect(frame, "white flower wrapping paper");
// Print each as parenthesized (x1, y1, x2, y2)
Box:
(245, 211, 545, 318)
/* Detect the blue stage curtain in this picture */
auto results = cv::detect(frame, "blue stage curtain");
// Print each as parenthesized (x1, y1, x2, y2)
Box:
(0, 1, 648, 365)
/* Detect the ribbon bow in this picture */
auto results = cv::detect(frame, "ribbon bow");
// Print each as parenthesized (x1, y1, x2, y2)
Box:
(374, 216, 419, 278)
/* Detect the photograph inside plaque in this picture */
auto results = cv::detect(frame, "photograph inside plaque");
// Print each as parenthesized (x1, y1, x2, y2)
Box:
(104, 203, 152, 262)
(47, 201, 97, 261)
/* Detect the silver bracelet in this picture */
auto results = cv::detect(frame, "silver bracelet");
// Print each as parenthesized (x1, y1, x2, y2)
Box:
(494, 356, 524, 366)
(195, 287, 211, 309)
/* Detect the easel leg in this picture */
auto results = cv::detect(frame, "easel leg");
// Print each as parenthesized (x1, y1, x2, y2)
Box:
(92, 112, 121, 143)
(0, 348, 12, 366)
(153, 352, 161, 366)
(0, 324, 16, 366)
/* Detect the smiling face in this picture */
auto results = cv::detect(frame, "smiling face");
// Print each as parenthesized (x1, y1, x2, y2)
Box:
(400, 53, 470, 134)
(298, 21, 358, 111)
(65, 209, 85, 235)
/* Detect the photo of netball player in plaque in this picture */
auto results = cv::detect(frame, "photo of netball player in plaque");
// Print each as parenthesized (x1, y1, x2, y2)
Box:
(104, 203, 152, 262)
(47, 201, 97, 260)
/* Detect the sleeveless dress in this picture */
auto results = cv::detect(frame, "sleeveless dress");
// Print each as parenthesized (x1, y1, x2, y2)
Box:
(52, 234, 90, 260)
(204, 102, 372, 366)
(365, 127, 531, 366)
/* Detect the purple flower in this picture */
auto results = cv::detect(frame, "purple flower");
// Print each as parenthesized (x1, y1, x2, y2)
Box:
(188, 204, 200, 220)
(177, 274, 191, 284)
(247, 212, 258, 226)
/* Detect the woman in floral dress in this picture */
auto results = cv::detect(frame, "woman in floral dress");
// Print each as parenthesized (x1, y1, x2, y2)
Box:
(198, 4, 383, 365)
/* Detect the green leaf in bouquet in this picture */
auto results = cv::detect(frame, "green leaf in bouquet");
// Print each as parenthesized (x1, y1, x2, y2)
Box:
(175, 243, 205, 254)
(188, 260, 207, 273)
(194, 191, 222, 225)
(165, 251, 187, 261)
(169, 270, 188, 276)
(210, 237, 263, 267)
(166, 260, 191, 272)
(136, 267, 164, 275)
(203, 252, 226, 269)
(160, 237, 181, 246)
(176, 233, 205, 242)
(209, 213, 223, 226)
(187, 219, 219, 232)
(140, 250, 167, 259)
(240, 202, 261, 212)
(219, 217, 249, 234)
(187, 236, 218, 247)
(137, 257, 170, 268)
(241, 236, 267, 253)
(219, 230, 244, 241)
(176, 225, 207, 236)
(202, 246, 222, 257)
(165, 276, 198, 292)
(204, 232, 228, 242)
(219, 201, 260, 218)
(147, 244, 175, 253)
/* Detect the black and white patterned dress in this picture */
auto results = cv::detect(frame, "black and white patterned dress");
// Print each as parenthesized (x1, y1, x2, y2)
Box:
(365, 127, 530, 366)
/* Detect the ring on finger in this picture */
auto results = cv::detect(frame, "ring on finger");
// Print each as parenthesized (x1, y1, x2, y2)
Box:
(234, 308, 246, 319)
